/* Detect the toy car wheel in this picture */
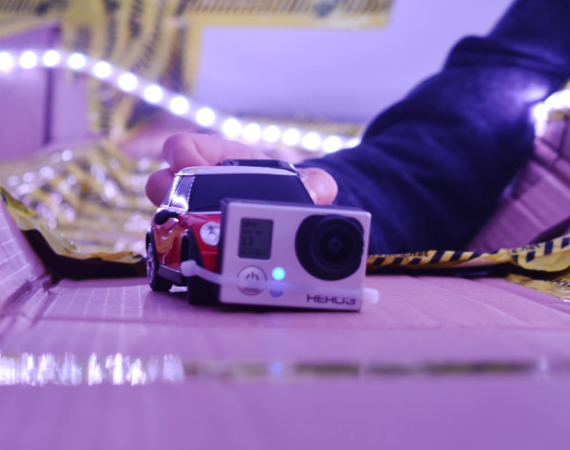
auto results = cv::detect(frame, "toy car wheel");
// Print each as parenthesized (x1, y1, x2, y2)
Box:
(147, 242, 173, 292)
(182, 232, 214, 304)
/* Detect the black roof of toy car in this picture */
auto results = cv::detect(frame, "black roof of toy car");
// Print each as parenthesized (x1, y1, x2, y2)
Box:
(217, 159, 297, 173)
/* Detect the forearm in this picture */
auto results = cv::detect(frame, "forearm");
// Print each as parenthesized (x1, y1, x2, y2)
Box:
(301, 0, 570, 254)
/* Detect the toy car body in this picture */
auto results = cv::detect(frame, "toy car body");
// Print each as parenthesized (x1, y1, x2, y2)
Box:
(146, 160, 313, 300)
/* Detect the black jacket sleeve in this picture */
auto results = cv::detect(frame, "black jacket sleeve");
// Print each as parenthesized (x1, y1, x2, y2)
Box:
(300, 0, 570, 254)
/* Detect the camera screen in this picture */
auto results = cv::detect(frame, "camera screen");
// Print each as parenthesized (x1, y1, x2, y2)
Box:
(238, 218, 273, 260)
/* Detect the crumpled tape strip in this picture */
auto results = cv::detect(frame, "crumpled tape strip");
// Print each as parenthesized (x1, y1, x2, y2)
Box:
(367, 234, 570, 273)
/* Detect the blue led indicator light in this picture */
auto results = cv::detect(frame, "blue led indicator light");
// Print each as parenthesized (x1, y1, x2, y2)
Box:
(272, 267, 286, 281)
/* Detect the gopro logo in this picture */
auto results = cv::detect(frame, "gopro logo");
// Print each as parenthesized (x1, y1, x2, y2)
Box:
(306, 294, 356, 306)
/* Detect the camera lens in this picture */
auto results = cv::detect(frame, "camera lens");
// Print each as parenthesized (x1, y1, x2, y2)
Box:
(295, 215, 364, 281)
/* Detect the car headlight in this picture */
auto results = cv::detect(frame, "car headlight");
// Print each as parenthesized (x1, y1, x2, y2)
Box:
(200, 221, 221, 246)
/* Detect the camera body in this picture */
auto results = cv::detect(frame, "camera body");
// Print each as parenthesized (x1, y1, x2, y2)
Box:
(217, 199, 371, 311)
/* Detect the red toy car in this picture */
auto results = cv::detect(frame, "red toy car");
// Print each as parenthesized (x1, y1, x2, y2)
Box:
(146, 160, 313, 302)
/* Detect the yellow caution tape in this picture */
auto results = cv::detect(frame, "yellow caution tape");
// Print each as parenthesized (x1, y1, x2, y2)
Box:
(368, 237, 570, 273)
(0, 140, 157, 263)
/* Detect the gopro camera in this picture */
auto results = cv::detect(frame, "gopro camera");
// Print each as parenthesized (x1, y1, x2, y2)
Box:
(152, 159, 373, 311)
(211, 199, 371, 311)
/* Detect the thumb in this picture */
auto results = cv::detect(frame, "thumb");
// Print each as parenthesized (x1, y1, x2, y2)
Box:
(297, 167, 338, 205)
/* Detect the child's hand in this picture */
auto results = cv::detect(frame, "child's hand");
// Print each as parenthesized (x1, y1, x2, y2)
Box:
(145, 133, 338, 206)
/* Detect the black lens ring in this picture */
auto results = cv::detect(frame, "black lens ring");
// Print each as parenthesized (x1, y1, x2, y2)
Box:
(295, 215, 364, 281)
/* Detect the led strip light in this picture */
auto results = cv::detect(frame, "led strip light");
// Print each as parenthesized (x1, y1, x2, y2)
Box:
(0, 49, 361, 153)
(0, 49, 563, 147)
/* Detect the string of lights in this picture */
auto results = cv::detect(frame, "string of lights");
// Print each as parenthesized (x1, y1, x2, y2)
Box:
(0, 49, 564, 147)
(0, 49, 362, 154)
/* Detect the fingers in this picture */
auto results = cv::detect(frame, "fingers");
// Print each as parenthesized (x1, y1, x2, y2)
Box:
(162, 133, 268, 174)
(151, 132, 338, 207)
(297, 167, 338, 205)
(162, 134, 209, 173)
(146, 168, 174, 206)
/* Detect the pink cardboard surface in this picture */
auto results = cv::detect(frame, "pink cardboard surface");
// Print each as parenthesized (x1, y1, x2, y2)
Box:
(2, 199, 570, 449)
(0, 201, 46, 314)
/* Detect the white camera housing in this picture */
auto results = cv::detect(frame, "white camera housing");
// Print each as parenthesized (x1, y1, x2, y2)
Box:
(217, 199, 371, 311)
